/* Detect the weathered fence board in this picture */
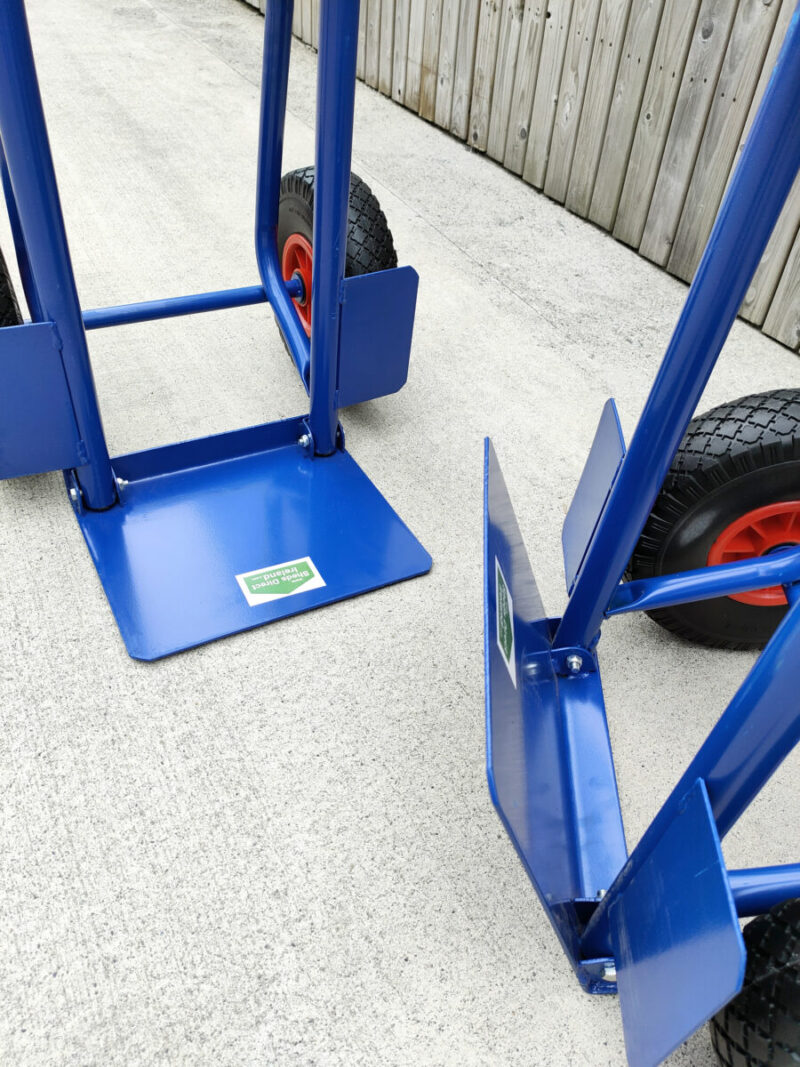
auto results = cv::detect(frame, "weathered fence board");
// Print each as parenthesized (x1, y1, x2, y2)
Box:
(589, 0, 664, 231)
(668, 0, 779, 282)
(469, 0, 504, 151)
(639, 0, 737, 268)
(543, 0, 601, 204)
(434, 0, 462, 128)
(486, 0, 526, 162)
(392, 0, 412, 103)
(420, 0, 444, 119)
(241, 0, 799, 348)
(503, 0, 548, 174)
(613, 0, 700, 248)
(366, 0, 382, 89)
(450, 0, 481, 136)
(379, 0, 396, 96)
(523, 0, 572, 189)
(566, 0, 633, 216)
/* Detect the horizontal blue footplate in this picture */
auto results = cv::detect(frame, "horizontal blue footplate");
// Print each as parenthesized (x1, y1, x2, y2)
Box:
(72, 415, 431, 660)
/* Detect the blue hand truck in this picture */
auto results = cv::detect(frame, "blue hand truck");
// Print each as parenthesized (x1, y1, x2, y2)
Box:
(0, 0, 430, 660)
(485, 9, 800, 1067)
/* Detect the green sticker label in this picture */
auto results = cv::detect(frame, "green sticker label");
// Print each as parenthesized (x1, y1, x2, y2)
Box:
(495, 558, 516, 687)
(236, 556, 325, 606)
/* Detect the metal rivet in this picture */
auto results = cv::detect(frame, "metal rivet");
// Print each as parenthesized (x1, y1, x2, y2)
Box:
(565, 653, 583, 674)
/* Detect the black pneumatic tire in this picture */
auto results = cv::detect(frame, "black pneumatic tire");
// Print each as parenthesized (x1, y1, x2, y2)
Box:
(629, 390, 800, 650)
(0, 245, 22, 328)
(278, 166, 397, 278)
(710, 898, 800, 1067)
(277, 166, 397, 341)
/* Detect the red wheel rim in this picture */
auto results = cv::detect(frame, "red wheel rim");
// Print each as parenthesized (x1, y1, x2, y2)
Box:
(281, 233, 313, 338)
(707, 501, 800, 606)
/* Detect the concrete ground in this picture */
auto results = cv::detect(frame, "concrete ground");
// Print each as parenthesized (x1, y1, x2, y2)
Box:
(1, 0, 798, 1063)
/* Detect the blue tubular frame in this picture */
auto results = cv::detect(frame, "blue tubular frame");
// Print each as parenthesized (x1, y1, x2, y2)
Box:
(0, 0, 115, 509)
(485, 7, 800, 1064)
(553, 3, 800, 654)
(0, 0, 429, 659)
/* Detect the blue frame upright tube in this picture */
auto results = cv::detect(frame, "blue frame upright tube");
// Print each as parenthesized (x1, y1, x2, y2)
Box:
(255, 0, 312, 388)
(555, 5, 800, 651)
(0, 0, 115, 509)
(308, 0, 359, 456)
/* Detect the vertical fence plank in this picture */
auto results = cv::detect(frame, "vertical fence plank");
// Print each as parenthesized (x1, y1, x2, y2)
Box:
(723, 0, 797, 326)
(366, 0, 382, 87)
(469, 0, 504, 150)
(487, 0, 526, 161)
(450, 0, 481, 137)
(392, 0, 412, 103)
(566, 0, 634, 217)
(523, 0, 572, 188)
(358, 0, 368, 78)
(379, 0, 396, 96)
(763, 234, 800, 350)
(588, 0, 664, 231)
(613, 0, 700, 248)
(503, 0, 548, 174)
(668, 0, 779, 281)
(543, 0, 602, 204)
(405, 0, 428, 112)
(638, 0, 737, 267)
(420, 0, 444, 119)
(434, 0, 463, 128)
(310, 0, 319, 47)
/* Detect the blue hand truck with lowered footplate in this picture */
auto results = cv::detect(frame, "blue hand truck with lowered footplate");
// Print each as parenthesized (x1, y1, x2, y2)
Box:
(0, 0, 430, 660)
(485, 8, 800, 1066)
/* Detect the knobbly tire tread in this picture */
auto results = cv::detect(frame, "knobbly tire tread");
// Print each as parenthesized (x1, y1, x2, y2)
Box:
(629, 389, 800, 650)
(710, 898, 800, 1067)
(0, 245, 22, 329)
(278, 166, 397, 277)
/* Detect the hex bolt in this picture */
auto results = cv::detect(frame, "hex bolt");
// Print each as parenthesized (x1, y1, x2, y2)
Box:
(298, 433, 312, 449)
(603, 962, 617, 982)
(69, 487, 79, 504)
(565, 653, 583, 674)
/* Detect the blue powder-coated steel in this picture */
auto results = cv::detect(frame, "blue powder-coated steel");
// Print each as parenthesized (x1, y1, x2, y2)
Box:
(73, 416, 431, 660)
(562, 398, 625, 594)
(484, 8, 800, 1061)
(484, 439, 624, 992)
(0, 0, 429, 657)
(337, 267, 418, 408)
(610, 780, 745, 1067)
(0, 322, 84, 478)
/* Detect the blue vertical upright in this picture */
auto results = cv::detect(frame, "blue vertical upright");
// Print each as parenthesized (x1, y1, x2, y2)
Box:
(484, 5, 800, 1065)
(0, 0, 430, 659)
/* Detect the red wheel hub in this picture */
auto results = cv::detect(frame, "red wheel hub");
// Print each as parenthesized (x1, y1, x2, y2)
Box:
(281, 233, 313, 338)
(707, 501, 800, 606)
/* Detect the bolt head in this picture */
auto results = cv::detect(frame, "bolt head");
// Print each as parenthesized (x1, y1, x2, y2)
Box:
(298, 433, 312, 449)
(565, 653, 583, 674)
(69, 487, 79, 503)
(603, 962, 617, 982)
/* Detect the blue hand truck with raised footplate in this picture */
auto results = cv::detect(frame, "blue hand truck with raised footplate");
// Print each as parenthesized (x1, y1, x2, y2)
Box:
(485, 8, 800, 1066)
(0, 0, 430, 660)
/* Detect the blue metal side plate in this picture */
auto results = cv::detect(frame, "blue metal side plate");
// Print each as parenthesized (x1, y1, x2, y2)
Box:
(485, 439, 626, 989)
(73, 415, 431, 660)
(0, 321, 84, 478)
(609, 779, 746, 1067)
(337, 266, 418, 407)
(562, 398, 626, 593)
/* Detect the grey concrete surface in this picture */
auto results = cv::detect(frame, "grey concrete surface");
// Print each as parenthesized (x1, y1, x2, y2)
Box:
(1, 0, 798, 1064)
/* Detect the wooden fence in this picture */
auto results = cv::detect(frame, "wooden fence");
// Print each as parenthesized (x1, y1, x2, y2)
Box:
(243, 0, 800, 351)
